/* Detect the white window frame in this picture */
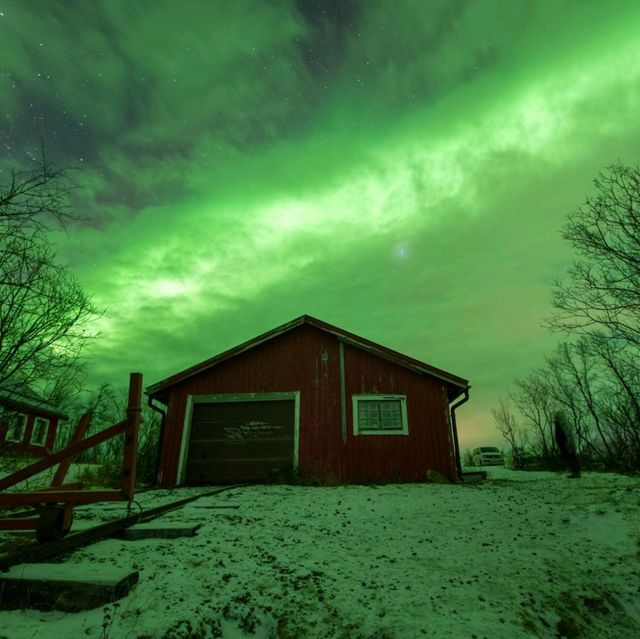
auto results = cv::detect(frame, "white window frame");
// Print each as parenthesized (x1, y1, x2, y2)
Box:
(30, 416, 49, 446)
(6, 413, 27, 443)
(352, 394, 409, 436)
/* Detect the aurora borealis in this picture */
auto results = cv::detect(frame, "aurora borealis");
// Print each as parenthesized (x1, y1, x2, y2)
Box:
(2, 1, 640, 448)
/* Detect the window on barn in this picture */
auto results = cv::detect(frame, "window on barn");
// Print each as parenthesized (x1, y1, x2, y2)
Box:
(6, 413, 27, 443)
(352, 395, 409, 435)
(30, 417, 49, 446)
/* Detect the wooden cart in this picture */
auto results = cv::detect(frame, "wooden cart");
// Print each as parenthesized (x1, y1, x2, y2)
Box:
(0, 373, 142, 543)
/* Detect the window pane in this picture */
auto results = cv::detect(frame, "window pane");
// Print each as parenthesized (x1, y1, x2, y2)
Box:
(32, 418, 48, 445)
(379, 400, 403, 430)
(357, 399, 404, 432)
(7, 414, 26, 442)
(358, 401, 381, 430)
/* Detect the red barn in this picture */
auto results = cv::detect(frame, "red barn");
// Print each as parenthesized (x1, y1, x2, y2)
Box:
(146, 315, 469, 486)
(0, 388, 68, 457)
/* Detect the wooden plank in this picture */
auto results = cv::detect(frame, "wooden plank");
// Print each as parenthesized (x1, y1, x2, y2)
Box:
(0, 519, 38, 530)
(115, 522, 201, 540)
(27, 482, 82, 492)
(0, 563, 139, 612)
(0, 490, 123, 506)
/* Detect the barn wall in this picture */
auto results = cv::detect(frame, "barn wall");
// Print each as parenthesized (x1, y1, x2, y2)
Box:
(156, 325, 456, 486)
(158, 325, 343, 486)
(342, 343, 456, 482)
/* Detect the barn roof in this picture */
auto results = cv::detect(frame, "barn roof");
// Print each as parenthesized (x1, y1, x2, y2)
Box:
(146, 315, 469, 403)
(0, 386, 68, 420)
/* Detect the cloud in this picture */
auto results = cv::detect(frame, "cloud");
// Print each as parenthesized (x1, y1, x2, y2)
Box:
(66, 21, 640, 377)
(2, 1, 640, 447)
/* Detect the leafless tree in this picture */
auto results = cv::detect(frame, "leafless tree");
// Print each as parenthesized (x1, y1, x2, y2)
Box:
(492, 397, 528, 462)
(0, 150, 76, 238)
(496, 163, 640, 472)
(586, 335, 640, 469)
(511, 373, 557, 458)
(40, 354, 88, 415)
(548, 163, 640, 348)
(0, 156, 97, 392)
(505, 336, 640, 471)
(546, 340, 613, 461)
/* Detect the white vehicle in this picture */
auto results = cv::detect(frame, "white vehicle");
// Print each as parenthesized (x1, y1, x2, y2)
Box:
(472, 446, 504, 467)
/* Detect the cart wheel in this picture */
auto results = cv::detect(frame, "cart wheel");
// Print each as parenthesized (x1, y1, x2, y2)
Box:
(36, 504, 73, 544)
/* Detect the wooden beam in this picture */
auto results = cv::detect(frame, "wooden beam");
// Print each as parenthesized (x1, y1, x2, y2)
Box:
(27, 482, 82, 493)
(0, 490, 123, 506)
(0, 518, 38, 530)
(0, 421, 127, 492)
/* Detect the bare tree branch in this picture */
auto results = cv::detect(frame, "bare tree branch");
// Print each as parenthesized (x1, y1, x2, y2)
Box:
(547, 163, 640, 347)
(0, 158, 98, 396)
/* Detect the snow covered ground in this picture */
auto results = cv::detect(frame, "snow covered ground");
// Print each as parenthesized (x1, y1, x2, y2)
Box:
(1, 469, 639, 638)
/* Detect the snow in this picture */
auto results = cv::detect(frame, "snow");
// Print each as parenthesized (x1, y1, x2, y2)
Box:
(1, 470, 639, 638)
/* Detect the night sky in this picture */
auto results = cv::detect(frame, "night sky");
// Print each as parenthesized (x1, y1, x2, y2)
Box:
(2, 1, 640, 449)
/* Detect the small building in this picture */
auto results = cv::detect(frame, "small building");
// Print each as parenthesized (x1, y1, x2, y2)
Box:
(146, 315, 469, 486)
(0, 387, 68, 457)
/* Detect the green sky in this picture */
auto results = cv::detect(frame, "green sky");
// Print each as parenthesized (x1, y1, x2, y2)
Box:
(2, 0, 640, 448)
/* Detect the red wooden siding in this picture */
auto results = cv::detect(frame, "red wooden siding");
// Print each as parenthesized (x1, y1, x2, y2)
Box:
(341, 343, 454, 482)
(0, 411, 60, 457)
(156, 324, 457, 486)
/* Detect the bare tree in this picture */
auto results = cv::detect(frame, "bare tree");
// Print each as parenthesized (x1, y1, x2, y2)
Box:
(506, 336, 640, 471)
(586, 335, 640, 469)
(492, 397, 529, 465)
(40, 354, 88, 415)
(0, 150, 76, 238)
(0, 156, 97, 392)
(511, 373, 557, 458)
(497, 163, 640, 472)
(548, 163, 640, 347)
(546, 340, 613, 461)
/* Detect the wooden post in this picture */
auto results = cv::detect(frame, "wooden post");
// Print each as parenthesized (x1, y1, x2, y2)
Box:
(121, 372, 142, 500)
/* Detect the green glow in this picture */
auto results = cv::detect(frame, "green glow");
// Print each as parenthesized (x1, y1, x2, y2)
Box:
(2, 1, 640, 447)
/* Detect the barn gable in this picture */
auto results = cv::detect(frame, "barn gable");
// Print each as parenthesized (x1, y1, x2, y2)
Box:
(147, 315, 468, 402)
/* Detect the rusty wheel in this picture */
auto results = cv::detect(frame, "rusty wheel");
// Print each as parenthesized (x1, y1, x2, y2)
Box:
(36, 504, 73, 544)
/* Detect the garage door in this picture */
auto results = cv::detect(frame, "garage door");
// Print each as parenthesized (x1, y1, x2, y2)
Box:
(185, 399, 295, 484)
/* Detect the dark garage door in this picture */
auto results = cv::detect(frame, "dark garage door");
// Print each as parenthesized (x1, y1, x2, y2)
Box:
(185, 400, 295, 484)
